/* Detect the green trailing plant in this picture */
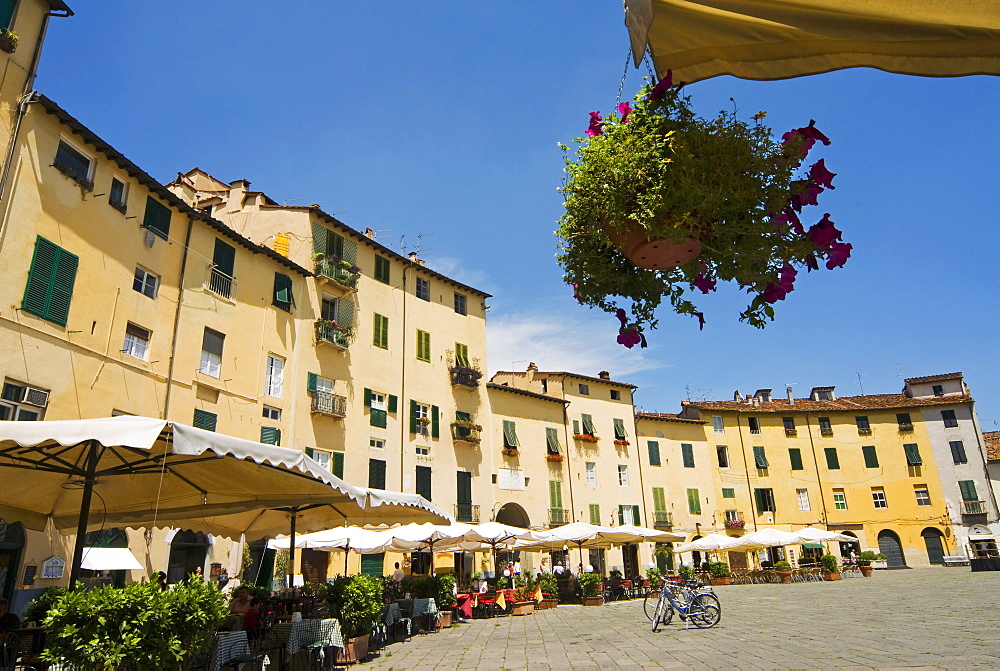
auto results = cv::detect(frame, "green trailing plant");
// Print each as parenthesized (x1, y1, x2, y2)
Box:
(774, 560, 792, 571)
(821, 554, 840, 573)
(41, 577, 226, 670)
(707, 561, 730, 578)
(557, 73, 849, 345)
(577, 572, 601, 597)
(0, 28, 19, 52)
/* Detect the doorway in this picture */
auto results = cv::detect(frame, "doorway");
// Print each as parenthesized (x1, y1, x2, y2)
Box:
(921, 528, 946, 564)
(80, 528, 128, 588)
(621, 545, 639, 578)
(167, 530, 210, 583)
(877, 530, 906, 567)
(0, 519, 24, 601)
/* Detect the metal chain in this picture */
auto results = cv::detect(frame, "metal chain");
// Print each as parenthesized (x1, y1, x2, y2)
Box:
(616, 47, 633, 105)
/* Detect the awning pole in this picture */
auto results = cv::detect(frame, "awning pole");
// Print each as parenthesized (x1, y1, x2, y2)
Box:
(287, 508, 297, 589)
(68, 440, 100, 587)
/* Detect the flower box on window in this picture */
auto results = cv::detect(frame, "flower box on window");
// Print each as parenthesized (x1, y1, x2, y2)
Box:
(545, 453, 564, 462)
(313, 254, 360, 289)
(614, 439, 631, 447)
(449, 364, 483, 388)
(724, 518, 745, 530)
(574, 433, 600, 443)
(53, 161, 94, 191)
(502, 447, 520, 457)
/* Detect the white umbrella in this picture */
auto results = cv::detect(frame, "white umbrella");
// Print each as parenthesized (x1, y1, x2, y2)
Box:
(722, 528, 798, 551)
(600, 525, 686, 544)
(515, 522, 618, 572)
(789, 528, 857, 544)
(80, 547, 143, 571)
(676, 533, 739, 553)
(445, 522, 550, 580)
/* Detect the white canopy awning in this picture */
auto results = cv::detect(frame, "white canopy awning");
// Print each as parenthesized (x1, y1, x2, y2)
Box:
(80, 547, 143, 571)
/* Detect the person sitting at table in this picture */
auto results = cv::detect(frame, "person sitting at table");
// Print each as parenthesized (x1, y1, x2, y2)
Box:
(155, 571, 168, 591)
(228, 586, 253, 616)
(0, 597, 19, 635)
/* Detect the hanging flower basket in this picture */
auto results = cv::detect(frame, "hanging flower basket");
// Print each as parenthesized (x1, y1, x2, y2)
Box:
(557, 73, 851, 346)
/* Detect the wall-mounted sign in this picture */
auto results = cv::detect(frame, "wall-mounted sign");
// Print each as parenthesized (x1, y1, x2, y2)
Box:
(23, 565, 37, 586)
(41, 556, 65, 579)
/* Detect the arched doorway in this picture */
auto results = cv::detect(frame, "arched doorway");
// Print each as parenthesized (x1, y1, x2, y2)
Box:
(167, 530, 210, 583)
(877, 530, 906, 567)
(838, 531, 861, 559)
(0, 519, 25, 601)
(81, 528, 129, 588)
(495, 502, 530, 528)
(921, 527, 946, 565)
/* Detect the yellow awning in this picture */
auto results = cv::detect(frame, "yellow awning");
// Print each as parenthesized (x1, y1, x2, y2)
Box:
(625, 0, 1000, 83)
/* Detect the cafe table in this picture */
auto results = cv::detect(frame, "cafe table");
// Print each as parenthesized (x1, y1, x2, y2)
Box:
(266, 617, 343, 669)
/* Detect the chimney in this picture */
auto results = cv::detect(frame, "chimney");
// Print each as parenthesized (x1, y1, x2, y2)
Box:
(733, 390, 743, 402)
(226, 179, 250, 211)
(365, 228, 375, 239)
(598, 371, 610, 380)
(408, 252, 425, 266)
(787, 386, 795, 406)
(754, 389, 772, 403)
(527, 362, 538, 372)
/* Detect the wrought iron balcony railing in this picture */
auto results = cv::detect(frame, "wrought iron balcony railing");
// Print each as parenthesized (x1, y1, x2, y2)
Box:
(208, 267, 235, 300)
(310, 391, 347, 418)
(450, 422, 482, 443)
(315, 321, 350, 349)
(652, 511, 673, 528)
(455, 503, 480, 523)
(548, 508, 569, 527)
(962, 500, 987, 515)
(315, 259, 360, 289)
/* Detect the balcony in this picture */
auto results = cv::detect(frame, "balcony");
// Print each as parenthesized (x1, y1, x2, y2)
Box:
(314, 257, 360, 291)
(315, 320, 350, 350)
(311, 391, 347, 418)
(455, 503, 480, 523)
(857, 427, 873, 436)
(724, 517, 746, 530)
(548, 508, 569, 527)
(784, 428, 798, 437)
(207, 267, 235, 300)
(962, 500, 987, 515)
(897, 423, 914, 433)
(820, 428, 834, 437)
(449, 364, 483, 389)
(652, 511, 673, 529)
(450, 421, 482, 444)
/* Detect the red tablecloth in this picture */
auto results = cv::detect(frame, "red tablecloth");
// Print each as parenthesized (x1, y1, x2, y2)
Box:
(456, 593, 473, 619)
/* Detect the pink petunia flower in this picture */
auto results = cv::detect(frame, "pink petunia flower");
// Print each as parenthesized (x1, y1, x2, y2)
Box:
(825, 241, 853, 269)
(586, 111, 604, 137)
(809, 159, 836, 189)
(692, 272, 717, 294)
(807, 213, 842, 250)
(647, 70, 674, 100)
(617, 327, 641, 349)
(617, 102, 632, 122)
(763, 282, 787, 304)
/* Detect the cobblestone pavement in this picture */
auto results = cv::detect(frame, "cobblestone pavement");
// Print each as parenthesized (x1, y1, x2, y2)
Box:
(360, 568, 1000, 669)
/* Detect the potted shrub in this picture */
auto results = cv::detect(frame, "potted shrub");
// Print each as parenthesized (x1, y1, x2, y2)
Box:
(821, 554, 841, 581)
(434, 573, 458, 627)
(578, 573, 603, 606)
(774, 560, 793, 584)
(510, 586, 536, 616)
(557, 73, 850, 346)
(857, 551, 887, 577)
(324, 574, 382, 663)
(707, 561, 731, 586)
(0, 28, 18, 53)
(537, 573, 559, 609)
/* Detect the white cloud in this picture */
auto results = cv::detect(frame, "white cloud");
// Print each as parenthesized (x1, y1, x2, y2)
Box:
(424, 255, 491, 293)
(486, 309, 668, 379)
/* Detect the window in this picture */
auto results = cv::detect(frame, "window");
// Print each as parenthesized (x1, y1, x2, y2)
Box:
(796, 488, 811, 511)
(374, 255, 390, 283)
(958, 480, 979, 502)
(581, 414, 597, 435)
(914, 486, 931, 506)
(652, 487, 668, 513)
(370, 438, 385, 450)
(192, 409, 217, 431)
(753, 446, 769, 469)
(209, 239, 236, 299)
(610, 389, 622, 401)
(22, 236, 79, 326)
(368, 458, 387, 489)
(818, 416, 833, 436)
(502, 420, 520, 449)
(579, 384, 590, 395)
(618, 505, 640, 526)
(647, 441, 661, 466)
(832, 489, 847, 510)
(872, 487, 887, 509)
(788, 448, 804, 470)
(932, 384, 944, 396)
(142, 196, 171, 240)
(896, 412, 913, 430)
(855, 416, 871, 434)
(721, 488, 735, 499)
(260, 426, 281, 446)
(200, 328, 224, 377)
(540, 379, 548, 393)
(109, 177, 127, 211)
(413, 402, 431, 436)
(862, 445, 879, 468)
(416, 330, 431, 362)
(54, 139, 93, 185)
(747, 416, 761, 434)
(545, 427, 561, 455)
(618, 465, 629, 487)
(681, 443, 695, 468)
(122, 323, 150, 360)
(724, 509, 740, 523)
(687, 488, 702, 515)
(272, 273, 294, 311)
(416, 465, 432, 500)
(613, 418, 628, 440)
(262, 406, 281, 421)
(415, 277, 430, 301)
(950, 440, 968, 464)
(903, 443, 923, 466)
(373, 313, 389, 349)
(585, 462, 596, 485)
(782, 416, 796, 435)
(132, 266, 158, 299)
(0, 1, 13, 29)
(824, 447, 840, 470)
(548, 480, 563, 514)
(711, 416, 724, 433)
(365, 389, 395, 428)
(307, 447, 332, 472)
(264, 355, 284, 398)
(941, 409, 958, 428)
(589, 504, 601, 525)
(454, 343, 470, 367)
(0, 381, 46, 421)
(453, 292, 467, 315)
(754, 488, 775, 513)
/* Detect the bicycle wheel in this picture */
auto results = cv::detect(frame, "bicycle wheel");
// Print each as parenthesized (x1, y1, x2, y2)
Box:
(651, 596, 665, 632)
(643, 590, 657, 621)
(687, 594, 721, 629)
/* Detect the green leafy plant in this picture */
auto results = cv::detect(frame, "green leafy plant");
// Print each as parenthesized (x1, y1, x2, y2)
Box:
(577, 572, 601, 597)
(677, 564, 694, 581)
(41, 577, 226, 670)
(707, 561, 730, 578)
(23, 586, 70, 625)
(0, 28, 19, 52)
(821, 554, 840, 573)
(322, 574, 383, 639)
(558, 74, 849, 345)
(645, 567, 662, 581)
(857, 550, 886, 567)
(435, 573, 458, 609)
(774, 560, 792, 571)
(537, 572, 558, 597)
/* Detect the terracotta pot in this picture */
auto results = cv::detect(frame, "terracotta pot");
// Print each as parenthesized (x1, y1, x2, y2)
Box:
(581, 595, 604, 607)
(512, 601, 535, 616)
(709, 576, 731, 586)
(777, 571, 793, 584)
(860, 566, 873, 578)
(539, 598, 559, 610)
(605, 221, 702, 270)
(823, 572, 841, 581)
(335, 634, 370, 664)
(435, 610, 453, 628)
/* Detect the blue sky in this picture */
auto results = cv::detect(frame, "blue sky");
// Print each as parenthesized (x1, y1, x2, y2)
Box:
(37, 2, 1000, 427)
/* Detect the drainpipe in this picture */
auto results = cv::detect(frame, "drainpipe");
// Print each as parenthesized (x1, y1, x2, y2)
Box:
(161, 218, 194, 419)
(735, 414, 757, 532)
(804, 412, 831, 528)
(968, 400, 999, 522)
(399, 259, 412, 493)
(561, 396, 575, 526)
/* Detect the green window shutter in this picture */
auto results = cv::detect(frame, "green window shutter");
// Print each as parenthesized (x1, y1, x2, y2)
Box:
(260, 426, 280, 445)
(903, 443, 923, 466)
(589, 504, 601, 525)
(862, 445, 879, 468)
(682, 444, 695, 468)
(959, 480, 979, 502)
(647, 441, 661, 466)
(327, 230, 344, 259)
(754, 488, 764, 515)
(652, 487, 666, 512)
(311, 221, 326, 255)
(618, 506, 627, 526)
(502, 420, 520, 448)
(142, 196, 171, 240)
(273, 273, 293, 311)
(548, 480, 563, 508)
(456, 471, 473, 504)
(417, 330, 431, 361)
(416, 465, 432, 501)
(896, 412, 911, 425)
(409, 400, 419, 434)
(0, 1, 15, 29)
(373, 314, 388, 348)
(341, 237, 357, 265)
(456, 411, 471, 423)
(788, 448, 804, 470)
(364, 388, 372, 407)
(388, 395, 398, 413)
(213, 239, 236, 277)
(613, 418, 627, 439)
(632, 505, 640, 526)
(721, 488, 735, 499)
(192, 409, 217, 432)
(338, 300, 355, 329)
(753, 446, 769, 469)
(307, 372, 318, 393)
(824, 447, 840, 469)
(455, 343, 470, 367)
(431, 405, 440, 438)
(582, 414, 596, 435)
(332, 452, 344, 479)
(304, 447, 315, 459)
(573, 420, 580, 434)
(370, 408, 387, 428)
(361, 553, 385, 576)
(687, 489, 701, 515)
(374, 255, 390, 283)
(368, 459, 387, 489)
(546, 427, 561, 454)
(22, 236, 79, 326)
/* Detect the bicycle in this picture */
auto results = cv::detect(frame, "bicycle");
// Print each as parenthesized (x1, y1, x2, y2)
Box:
(643, 577, 714, 621)
(649, 577, 721, 631)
